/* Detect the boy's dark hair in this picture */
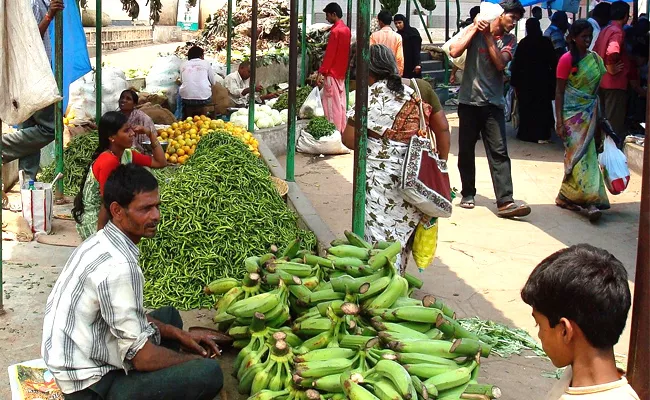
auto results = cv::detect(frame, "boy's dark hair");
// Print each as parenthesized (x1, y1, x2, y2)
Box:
(187, 46, 204, 60)
(592, 2, 611, 24)
(500, 0, 525, 18)
(103, 164, 159, 220)
(323, 2, 343, 18)
(610, 1, 630, 21)
(469, 5, 481, 21)
(521, 244, 631, 349)
(378, 10, 393, 25)
(532, 5, 542, 14)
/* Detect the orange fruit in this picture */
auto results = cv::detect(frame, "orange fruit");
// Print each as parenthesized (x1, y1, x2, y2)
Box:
(169, 155, 178, 163)
(176, 148, 185, 156)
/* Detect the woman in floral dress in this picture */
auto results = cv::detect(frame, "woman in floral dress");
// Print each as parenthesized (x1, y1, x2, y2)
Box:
(348, 44, 451, 272)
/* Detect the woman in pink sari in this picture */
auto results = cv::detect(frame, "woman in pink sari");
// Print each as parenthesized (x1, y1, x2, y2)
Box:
(118, 89, 157, 154)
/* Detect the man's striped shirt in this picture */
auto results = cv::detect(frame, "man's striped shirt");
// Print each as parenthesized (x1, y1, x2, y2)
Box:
(41, 221, 160, 394)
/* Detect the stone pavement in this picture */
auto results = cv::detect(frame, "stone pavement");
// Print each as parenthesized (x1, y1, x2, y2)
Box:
(278, 109, 642, 398)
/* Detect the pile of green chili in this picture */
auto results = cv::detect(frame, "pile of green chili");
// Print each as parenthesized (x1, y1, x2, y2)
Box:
(141, 131, 316, 310)
(39, 131, 98, 196)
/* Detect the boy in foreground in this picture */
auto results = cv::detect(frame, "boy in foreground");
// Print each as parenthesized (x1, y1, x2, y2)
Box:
(521, 244, 639, 399)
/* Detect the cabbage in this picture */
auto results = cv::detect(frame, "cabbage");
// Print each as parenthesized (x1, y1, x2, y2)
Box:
(231, 115, 249, 128)
(256, 116, 274, 129)
(270, 110, 282, 126)
(280, 109, 288, 124)
(259, 105, 272, 115)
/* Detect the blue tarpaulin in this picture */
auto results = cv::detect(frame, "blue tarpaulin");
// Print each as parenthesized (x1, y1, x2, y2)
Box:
(49, 0, 92, 112)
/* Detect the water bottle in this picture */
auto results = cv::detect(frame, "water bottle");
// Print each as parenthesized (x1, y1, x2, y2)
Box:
(28, 180, 35, 190)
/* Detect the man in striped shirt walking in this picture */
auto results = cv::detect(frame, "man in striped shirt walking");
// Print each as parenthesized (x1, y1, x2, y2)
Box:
(42, 164, 223, 399)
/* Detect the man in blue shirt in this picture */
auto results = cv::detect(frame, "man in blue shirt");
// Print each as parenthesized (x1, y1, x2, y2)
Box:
(2, 0, 63, 180)
(544, 11, 569, 58)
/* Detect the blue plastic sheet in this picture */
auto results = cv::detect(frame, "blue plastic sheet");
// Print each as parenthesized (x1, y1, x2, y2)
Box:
(49, 0, 92, 112)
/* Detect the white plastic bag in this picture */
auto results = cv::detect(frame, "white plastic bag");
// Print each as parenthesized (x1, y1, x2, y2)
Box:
(297, 129, 350, 155)
(299, 87, 325, 119)
(598, 136, 630, 195)
(442, 31, 467, 70)
(146, 56, 183, 110)
(0, 0, 61, 125)
(19, 172, 53, 234)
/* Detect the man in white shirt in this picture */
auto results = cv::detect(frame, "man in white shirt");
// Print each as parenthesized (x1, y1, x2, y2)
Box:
(224, 61, 265, 107)
(588, 2, 611, 51)
(42, 164, 223, 399)
(179, 46, 215, 117)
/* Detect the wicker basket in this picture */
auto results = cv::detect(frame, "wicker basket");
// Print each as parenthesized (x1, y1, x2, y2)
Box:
(271, 176, 288, 197)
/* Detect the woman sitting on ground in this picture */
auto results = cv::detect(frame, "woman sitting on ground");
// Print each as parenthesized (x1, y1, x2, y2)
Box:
(347, 44, 451, 274)
(118, 89, 157, 154)
(72, 111, 167, 240)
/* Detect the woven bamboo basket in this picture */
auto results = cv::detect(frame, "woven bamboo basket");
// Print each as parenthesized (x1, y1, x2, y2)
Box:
(271, 176, 288, 198)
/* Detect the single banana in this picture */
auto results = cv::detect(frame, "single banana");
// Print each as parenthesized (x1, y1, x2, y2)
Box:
(295, 358, 355, 379)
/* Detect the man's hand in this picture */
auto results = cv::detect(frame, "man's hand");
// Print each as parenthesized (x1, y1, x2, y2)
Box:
(255, 84, 264, 93)
(48, 0, 64, 18)
(176, 330, 221, 358)
(132, 125, 150, 137)
(449, 73, 456, 84)
(316, 74, 325, 87)
(605, 61, 625, 75)
(414, 66, 422, 74)
(475, 19, 490, 33)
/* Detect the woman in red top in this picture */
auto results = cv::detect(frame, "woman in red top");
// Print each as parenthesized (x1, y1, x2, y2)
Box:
(72, 111, 167, 240)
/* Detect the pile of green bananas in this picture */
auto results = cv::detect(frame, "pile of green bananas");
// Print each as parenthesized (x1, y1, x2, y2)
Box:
(204, 231, 503, 400)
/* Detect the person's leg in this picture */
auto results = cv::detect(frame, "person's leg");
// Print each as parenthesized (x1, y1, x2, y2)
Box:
(147, 306, 183, 351)
(481, 106, 514, 207)
(602, 89, 628, 142)
(457, 104, 484, 201)
(106, 358, 223, 400)
(2, 106, 55, 180)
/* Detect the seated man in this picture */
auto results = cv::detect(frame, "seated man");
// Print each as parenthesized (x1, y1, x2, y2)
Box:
(42, 164, 223, 400)
(179, 46, 216, 118)
(224, 61, 276, 107)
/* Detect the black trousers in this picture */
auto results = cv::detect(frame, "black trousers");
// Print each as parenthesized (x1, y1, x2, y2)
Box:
(457, 104, 514, 207)
(64, 307, 223, 400)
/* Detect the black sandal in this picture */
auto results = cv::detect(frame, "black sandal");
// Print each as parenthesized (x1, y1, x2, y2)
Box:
(459, 196, 475, 209)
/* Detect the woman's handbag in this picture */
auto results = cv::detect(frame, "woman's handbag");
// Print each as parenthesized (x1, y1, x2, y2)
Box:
(399, 80, 453, 218)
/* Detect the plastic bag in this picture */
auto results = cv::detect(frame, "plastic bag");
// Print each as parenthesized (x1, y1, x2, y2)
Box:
(0, 0, 61, 125)
(598, 136, 630, 195)
(412, 218, 439, 270)
(299, 87, 325, 119)
(19, 172, 53, 234)
(442, 31, 467, 70)
(146, 56, 183, 110)
(297, 129, 350, 155)
(477, 2, 505, 22)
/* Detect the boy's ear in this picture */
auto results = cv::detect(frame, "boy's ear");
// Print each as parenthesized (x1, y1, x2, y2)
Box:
(559, 317, 575, 344)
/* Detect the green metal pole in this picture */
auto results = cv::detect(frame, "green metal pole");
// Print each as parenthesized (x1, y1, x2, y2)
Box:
(352, 0, 370, 236)
(455, 0, 461, 34)
(248, 0, 258, 133)
(301, 0, 308, 85)
(311, 0, 315, 23)
(96, 0, 102, 125)
(445, 0, 450, 41)
(287, 0, 299, 182)
(55, 8, 64, 199)
(412, 0, 433, 44)
(346, 0, 352, 109)
(0, 119, 3, 315)
(227, 0, 233, 75)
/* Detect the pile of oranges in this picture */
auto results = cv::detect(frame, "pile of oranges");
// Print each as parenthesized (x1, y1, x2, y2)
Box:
(157, 115, 260, 164)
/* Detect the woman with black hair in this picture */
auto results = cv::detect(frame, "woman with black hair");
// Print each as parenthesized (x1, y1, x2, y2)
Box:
(347, 44, 450, 273)
(72, 111, 167, 240)
(118, 89, 157, 154)
(555, 20, 609, 221)
(393, 14, 422, 78)
(510, 18, 557, 143)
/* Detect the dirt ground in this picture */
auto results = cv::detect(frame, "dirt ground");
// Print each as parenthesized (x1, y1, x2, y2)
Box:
(0, 47, 643, 399)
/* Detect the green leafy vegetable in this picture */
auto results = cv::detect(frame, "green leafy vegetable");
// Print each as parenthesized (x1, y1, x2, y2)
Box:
(39, 132, 98, 196)
(272, 86, 313, 111)
(306, 117, 336, 140)
(459, 317, 547, 358)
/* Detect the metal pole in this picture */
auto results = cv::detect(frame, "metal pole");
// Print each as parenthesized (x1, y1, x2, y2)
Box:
(455, 0, 461, 34)
(413, 0, 433, 44)
(0, 119, 3, 315)
(311, 0, 315, 23)
(54, 6, 64, 199)
(373, 0, 377, 17)
(406, 0, 411, 23)
(346, 0, 353, 109)
(633, 0, 639, 24)
(352, 0, 370, 236)
(286, 0, 299, 182)
(301, 0, 308, 85)
(96, 0, 102, 125)
(248, 0, 259, 133)
(227, 0, 233, 75)
(445, 0, 450, 41)
(626, 59, 650, 399)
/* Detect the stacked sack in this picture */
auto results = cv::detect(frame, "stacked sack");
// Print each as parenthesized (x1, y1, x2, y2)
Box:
(145, 56, 183, 111)
(67, 67, 128, 120)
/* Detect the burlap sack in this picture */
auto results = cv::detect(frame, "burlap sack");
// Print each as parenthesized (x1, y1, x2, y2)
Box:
(138, 92, 170, 109)
(138, 103, 176, 125)
(212, 83, 231, 116)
